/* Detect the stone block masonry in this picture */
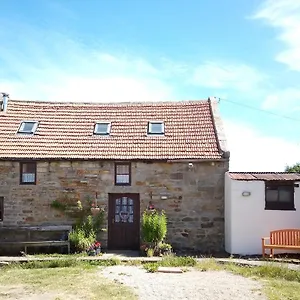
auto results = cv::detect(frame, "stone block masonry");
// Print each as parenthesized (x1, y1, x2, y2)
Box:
(0, 160, 228, 252)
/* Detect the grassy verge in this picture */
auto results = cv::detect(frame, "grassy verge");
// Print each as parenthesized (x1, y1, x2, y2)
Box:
(224, 263, 300, 300)
(0, 265, 137, 300)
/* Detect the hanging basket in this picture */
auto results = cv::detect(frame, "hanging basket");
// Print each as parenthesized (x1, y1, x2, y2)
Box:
(91, 207, 101, 215)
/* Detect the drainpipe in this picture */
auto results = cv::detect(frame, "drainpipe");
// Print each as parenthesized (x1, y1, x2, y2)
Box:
(0, 93, 9, 112)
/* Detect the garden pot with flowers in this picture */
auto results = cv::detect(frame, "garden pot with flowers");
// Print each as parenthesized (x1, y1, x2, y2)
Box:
(87, 241, 102, 256)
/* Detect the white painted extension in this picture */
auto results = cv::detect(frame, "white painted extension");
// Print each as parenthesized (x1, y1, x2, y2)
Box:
(225, 172, 300, 255)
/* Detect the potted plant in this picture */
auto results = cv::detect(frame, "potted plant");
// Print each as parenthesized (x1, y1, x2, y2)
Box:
(87, 241, 101, 256)
(158, 242, 172, 255)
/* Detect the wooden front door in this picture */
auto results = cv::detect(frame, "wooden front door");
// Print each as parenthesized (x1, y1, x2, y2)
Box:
(108, 193, 140, 250)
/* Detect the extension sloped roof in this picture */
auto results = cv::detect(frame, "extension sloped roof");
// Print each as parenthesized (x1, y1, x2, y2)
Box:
(0, 99, 228, 160)
(228, 172, 300, 181)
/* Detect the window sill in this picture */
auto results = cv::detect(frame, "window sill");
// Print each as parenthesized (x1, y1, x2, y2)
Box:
(115, 183, 131, 186)
(265, 207, 296, 211)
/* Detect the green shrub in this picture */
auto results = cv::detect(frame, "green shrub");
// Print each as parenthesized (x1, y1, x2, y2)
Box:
(69, 227, 95, 252)
(142, 210, 167, 246)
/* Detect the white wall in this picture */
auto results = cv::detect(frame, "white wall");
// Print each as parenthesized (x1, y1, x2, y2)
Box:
(224, 174, 232, 253)
(225, 173, 300, 255)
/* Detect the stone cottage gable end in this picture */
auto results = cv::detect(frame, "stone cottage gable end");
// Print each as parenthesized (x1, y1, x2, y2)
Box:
(0, 97, 229, 253)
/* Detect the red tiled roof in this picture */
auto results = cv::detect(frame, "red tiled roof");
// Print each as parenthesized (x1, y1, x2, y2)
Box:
(228, 172, 300, 181)
(0, 100, 225, 160)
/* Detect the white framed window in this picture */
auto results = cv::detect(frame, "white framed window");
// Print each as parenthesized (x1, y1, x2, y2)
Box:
(115, 162, 131, 185)
(148, 121, 164, 135)
(94, 122, 111, 135)
(20, 162, 37, 185)
(18, 121, 38, 134)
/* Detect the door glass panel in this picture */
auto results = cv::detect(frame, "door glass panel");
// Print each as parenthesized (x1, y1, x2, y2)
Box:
(115, 214, 120, 223)
(129, 206, 133, 214)
(114, 197, 134, 223)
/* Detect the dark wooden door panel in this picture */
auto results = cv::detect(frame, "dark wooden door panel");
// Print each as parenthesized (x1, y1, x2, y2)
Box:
(108, 193, 140, 250)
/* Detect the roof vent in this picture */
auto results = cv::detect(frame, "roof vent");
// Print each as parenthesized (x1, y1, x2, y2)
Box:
(0, 93, 9, 112)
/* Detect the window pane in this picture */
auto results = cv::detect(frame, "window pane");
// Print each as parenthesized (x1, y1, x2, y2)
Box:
(23, 163, 36, 173)
(23, 122, 34, 132)
(266, 189, 278, 202)
(129, 206, 133, 214)
(19, 122, 38, 133)
(116, 174, 129, 184)
(116, 164, 129, 174)
(95, 123, 109, 134)
(279, 188, 293, 202)
(122, 197, 127, 205)
(150, 122, 163, 133)
(23, 173, 35, 183)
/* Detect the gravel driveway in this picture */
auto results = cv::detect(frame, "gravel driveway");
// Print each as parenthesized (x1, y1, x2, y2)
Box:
(101, 265, 266, 300)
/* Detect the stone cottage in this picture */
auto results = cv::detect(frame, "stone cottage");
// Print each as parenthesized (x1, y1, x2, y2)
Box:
(0, 95, 229, 252)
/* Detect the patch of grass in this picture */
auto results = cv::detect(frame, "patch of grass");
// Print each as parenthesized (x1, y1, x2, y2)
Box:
(143, 262, 159, 273)
(225, 263, 300, 282)
(160, 255, 196, 267)
(223, 263, 300, 300)
(265, 280, 300, 300)
(196, 258, 222, 271)
(143, 255, 196, 272)
(0, 266, 137, 300)
(125, 260, 142, 266)
(2, 258, 122, 270)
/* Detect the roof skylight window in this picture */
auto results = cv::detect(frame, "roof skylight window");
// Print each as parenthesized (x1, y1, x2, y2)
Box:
(18, 121, 38, 134)
(94, 122, 111, 135)
(148, 121, 165, 135)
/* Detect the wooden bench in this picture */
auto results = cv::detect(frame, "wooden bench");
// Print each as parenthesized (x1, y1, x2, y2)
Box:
(0, 225, 72, 254)
(262, 229, 300, 257)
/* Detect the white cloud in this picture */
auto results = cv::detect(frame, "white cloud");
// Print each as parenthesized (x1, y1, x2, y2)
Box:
(225, 120, 300, 171)
(189, 62, 265, 92)
(0, 42, 173, 102)
(262, 88, 300, 112)
(254, 0, 300, 70)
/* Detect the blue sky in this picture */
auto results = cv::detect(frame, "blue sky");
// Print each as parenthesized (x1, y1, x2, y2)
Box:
(1, 0, 300, 171)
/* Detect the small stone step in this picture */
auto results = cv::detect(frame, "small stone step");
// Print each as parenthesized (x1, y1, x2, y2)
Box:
(157, 267, 183, 273)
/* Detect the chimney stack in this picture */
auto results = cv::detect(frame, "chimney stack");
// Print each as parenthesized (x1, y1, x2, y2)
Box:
(0, 93, 9, 112)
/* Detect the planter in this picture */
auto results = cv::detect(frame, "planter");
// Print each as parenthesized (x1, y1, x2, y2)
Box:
(160, 249, 172, 256)
(91, 207, 101, 215)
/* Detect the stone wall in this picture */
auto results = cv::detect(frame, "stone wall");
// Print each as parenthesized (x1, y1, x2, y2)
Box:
(0, 160, 228, 252)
